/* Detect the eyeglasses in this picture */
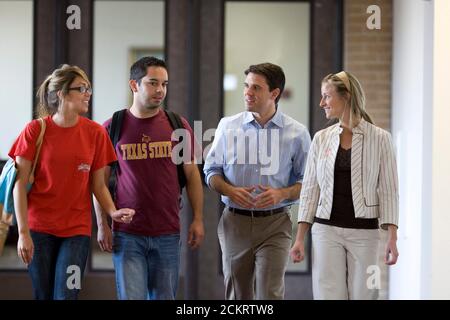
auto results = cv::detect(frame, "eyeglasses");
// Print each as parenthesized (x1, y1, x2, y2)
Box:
(68, 86, 92, 94)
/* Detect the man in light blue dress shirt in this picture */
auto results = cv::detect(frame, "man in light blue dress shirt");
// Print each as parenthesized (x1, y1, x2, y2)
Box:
(204, 63, 311, 299)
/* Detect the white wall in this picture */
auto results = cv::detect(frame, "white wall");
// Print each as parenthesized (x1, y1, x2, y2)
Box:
(391, 0, 450, 299)
(224, 2, 310, 126)
(0, 1, 33, 159)
(93, 1, 164, 124)
(390, 0, 429, 299)
(431, 0, 450, 299)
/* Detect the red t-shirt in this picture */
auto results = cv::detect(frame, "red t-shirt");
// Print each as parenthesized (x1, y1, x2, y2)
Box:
(9, 116, 117, 237)
(103, 109, 195, 236)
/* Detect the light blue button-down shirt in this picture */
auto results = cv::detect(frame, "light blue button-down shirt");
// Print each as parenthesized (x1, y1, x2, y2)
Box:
(204, 110, 311, 210)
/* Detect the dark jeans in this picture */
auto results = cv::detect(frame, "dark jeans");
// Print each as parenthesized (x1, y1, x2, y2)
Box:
(28, 231, 90, 300)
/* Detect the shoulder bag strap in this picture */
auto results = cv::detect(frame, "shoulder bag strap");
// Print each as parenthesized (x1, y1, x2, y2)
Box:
(29, 118, 46, 184)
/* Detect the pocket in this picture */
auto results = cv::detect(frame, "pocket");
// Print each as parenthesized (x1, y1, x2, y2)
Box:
(112, 232, 124, 252)
(74, 156, 93, 183)
(311, 222, 325, 235)
(282, 213, 293, 240)
(369, 229, 381, 241)
(217, 212, 225, 236)
(364, 192, 380, 207)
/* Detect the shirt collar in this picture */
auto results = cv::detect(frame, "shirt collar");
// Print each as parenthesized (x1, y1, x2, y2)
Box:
(243, 111, 254, 125)
(242, 110, 284, 128)
(270, 109, 284, 128)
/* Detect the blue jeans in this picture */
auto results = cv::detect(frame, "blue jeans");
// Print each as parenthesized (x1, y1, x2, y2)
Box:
(28, 231, 90, 300)
(112, 231, 180, 300)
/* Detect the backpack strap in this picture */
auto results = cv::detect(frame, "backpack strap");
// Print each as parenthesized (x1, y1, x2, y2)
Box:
(108, 109, 126, 199)
(110, 109, 126, 148)
(165, 109, 184, 131)
(164, 109, 187, 192)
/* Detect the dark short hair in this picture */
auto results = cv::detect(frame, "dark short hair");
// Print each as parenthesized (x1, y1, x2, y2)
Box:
(130, 56, 167, 84)
(244, 63, 285, 105)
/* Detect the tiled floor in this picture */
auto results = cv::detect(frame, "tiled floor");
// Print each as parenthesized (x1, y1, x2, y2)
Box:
(91, 249, 114, 270)
(0, 245, 26, 270)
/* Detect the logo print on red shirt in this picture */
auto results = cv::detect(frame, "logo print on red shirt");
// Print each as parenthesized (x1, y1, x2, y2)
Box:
(77, 163, 91, 172)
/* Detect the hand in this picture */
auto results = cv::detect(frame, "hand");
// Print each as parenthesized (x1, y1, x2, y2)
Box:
(227, 186, 256, 209)
(254, 185, 285, 209)
(110, 208, 135, 224)
(188, 219, 205, 249)
(289, 240, 305, 263)
(17, 232, 34, 265)
(97, 223, 113, 252)
(384, 238, 399, 265)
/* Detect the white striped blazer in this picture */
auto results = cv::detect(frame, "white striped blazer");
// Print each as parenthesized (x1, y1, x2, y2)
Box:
(298, 119, 399, 229)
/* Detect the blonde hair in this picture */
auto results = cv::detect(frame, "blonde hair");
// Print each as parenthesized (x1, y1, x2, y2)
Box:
(36, 64, 91, 117)
(322, 71, 374, 127)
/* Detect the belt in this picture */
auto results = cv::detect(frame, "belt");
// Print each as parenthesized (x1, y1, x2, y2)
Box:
(228, 206, 288, 218)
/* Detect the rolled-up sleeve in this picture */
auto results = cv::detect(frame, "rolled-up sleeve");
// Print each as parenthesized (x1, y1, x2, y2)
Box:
(291, 128, 312, 184)
(203, 119, 226, 188)
(297, 134, 320, 224)
(378, 131, 399, 229)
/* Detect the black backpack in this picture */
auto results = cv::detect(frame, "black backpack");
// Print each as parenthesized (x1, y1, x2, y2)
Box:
(108, 108, 187, 199)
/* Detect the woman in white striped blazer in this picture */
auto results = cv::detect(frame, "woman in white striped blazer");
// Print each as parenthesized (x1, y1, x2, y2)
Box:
(290, 71, 399, 300)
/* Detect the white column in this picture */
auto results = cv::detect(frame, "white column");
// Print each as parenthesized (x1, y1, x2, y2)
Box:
(391, 0, 450, 299)
(390, 0, 431, 299)
(431, 0, 450, 299)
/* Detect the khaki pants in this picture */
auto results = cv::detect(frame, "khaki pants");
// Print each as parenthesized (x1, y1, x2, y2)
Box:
(217, 207, 292, 300)
(311, 223, 380, 300)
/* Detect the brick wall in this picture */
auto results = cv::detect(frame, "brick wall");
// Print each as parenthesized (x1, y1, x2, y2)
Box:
(344, 0, 392, 131)
(344, 0, 392, 299)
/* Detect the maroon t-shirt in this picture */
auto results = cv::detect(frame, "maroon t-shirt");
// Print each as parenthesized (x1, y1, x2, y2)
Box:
(103, 108, 194, 236)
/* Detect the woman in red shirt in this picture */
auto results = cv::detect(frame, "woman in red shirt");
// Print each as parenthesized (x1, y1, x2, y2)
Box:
(10, 64, 135, 300)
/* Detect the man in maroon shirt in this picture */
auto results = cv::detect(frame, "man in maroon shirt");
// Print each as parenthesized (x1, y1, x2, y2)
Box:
(94, 56, 204, 300)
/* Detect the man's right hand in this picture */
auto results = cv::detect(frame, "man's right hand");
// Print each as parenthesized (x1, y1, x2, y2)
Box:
(110, 208, 135, 224)
(226, 186, 256, 209)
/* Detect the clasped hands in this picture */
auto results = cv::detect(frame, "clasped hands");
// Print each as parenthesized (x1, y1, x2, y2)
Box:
(228, 184, 284, 209)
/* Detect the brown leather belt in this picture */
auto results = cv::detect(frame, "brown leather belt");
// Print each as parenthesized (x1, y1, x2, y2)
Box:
(228, 206, 288, 217)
